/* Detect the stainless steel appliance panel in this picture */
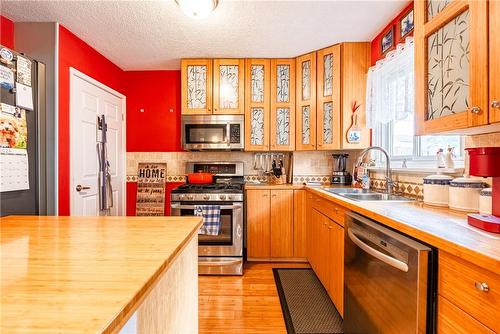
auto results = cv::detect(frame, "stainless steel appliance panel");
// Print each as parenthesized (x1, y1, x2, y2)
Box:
(181, 115, 244, 150)
(344, 212, 434, 334)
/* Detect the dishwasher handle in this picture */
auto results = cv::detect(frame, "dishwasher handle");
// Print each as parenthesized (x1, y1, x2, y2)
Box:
(348, 228, 409, 272)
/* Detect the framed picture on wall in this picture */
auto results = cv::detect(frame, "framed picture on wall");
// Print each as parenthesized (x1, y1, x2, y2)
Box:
(400, 8, 414, 38)
(381, 27, 394, 55)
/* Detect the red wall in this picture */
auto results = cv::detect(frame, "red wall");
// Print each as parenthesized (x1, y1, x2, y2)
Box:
(124, 71, 182, 152)
(1, 15, 15, 49)
(58, 25, 126, 215)
(371, 1, 413, 65)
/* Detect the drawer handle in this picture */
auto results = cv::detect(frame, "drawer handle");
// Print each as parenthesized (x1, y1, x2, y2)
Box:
(474, 282, 489, 292)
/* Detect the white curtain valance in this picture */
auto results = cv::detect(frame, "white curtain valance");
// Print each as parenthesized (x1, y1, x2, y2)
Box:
(366, 37, 414, 128)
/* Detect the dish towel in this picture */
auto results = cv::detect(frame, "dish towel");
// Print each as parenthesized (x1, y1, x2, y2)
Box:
(194, 205, 221, 236)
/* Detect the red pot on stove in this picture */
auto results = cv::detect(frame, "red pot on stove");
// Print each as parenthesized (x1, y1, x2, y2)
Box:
(187, 172, 213, 184)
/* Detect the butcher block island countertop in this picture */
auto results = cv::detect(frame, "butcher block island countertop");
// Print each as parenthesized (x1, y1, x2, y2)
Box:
(0, 216, 202, 334)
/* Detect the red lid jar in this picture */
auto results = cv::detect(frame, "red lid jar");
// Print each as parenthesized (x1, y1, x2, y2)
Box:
(466, 147, 500, 177)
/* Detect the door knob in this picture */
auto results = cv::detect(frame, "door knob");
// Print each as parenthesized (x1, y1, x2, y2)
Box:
(491, 100, 500, 109)
(470, 106, 481, 114)
(76, 184, 90, 192)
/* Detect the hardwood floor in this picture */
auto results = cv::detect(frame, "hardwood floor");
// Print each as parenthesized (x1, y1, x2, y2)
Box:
(199, 262, 310, 333)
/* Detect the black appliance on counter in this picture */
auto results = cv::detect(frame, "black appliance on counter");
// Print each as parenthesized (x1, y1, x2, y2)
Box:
(170, 162, 244, 275)
(332, 153, 352, 185)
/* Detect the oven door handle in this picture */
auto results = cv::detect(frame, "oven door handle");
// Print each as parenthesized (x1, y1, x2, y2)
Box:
(199, 259, 242, 266)
(347, 228, 409, 272)
(171, 204, 242, 210)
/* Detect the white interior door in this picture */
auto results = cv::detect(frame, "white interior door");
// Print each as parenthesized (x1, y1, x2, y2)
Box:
(70, 69, 125, 216)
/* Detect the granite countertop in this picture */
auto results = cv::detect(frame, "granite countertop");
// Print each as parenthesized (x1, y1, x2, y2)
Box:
(307, 187, 500, 271)
(0, 216, 202, 334)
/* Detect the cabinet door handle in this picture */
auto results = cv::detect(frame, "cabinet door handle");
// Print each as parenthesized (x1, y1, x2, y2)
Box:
(271, 194, 277, 198)
(75, 184, 90, 192)
(492, 100, 500, 109)
(470, 106, 481, 114)
(262, 194, 268, 197)
(474, 282, 489, 292)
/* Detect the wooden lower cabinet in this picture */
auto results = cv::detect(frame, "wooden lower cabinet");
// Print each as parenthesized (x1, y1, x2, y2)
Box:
(270, 190, 294, 257)
(246, 189, 271, 258)
(307, 196, 345, 316)
(437, 296, 494, 334)
(247, 189, 305, 260)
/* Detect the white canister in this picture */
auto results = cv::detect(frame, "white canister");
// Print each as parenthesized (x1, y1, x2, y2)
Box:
(449, 177, 485, 212)
(479, 188, 492, 215)
(423, 174, 453, 207)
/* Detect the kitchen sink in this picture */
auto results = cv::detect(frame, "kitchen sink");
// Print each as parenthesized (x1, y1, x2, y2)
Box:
(323, 188, 413, 202)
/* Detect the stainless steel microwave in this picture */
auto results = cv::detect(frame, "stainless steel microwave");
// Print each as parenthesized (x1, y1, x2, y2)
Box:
(181, 115, 244, 150)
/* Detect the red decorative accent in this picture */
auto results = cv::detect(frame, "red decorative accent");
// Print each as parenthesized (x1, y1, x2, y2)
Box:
(187, 172, 214, 184)
(0, 16, 15, 50)
(124, 71, 182, 152)
(467, 214, 500, 234)
(58, 25, 125, 215)
(126, 181, 183, 216)
(465, 147, 500, 177)
(370, 2, 414, 65)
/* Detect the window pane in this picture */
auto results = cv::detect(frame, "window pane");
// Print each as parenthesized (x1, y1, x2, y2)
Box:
(392, 115, 414, 157)
(419, 135, 462, 157)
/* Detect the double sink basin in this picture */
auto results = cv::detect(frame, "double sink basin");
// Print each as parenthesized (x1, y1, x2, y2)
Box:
(322, 188, 413, 202)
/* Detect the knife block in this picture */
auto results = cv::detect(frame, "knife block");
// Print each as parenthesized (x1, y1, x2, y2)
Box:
(270, 174, 286, 185)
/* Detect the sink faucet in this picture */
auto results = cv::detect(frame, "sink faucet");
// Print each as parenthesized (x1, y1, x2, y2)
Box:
(355, 146, 395, 195)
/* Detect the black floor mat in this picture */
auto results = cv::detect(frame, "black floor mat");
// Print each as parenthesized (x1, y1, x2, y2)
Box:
(273, 268, 343, 334)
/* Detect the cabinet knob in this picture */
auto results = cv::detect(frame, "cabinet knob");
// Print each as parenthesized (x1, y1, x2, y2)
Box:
(263, 193, 268, 197)
(214, 108, 218, 111)
(318, 143, 323, 146)
(492, 100, 500, 109)
(208, 108, 211, 112)
(328, 225, 332, 229)
(474, 282, 489, 292)
(470, 106, 481, 114)
(75, 184, 90, 192)
(271, 194, 277, 198)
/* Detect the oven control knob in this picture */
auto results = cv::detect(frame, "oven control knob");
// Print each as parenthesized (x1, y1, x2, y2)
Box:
(219, 195, 226, 200)
(227, 195, 233, 200)
(187, 195, 194, 200)
(179, 195, 185, 200)
(203, 195, 210, 200)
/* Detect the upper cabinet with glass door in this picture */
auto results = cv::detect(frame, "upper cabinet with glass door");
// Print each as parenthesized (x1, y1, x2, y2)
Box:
(181, 59, 213, 114)
(213, 59, 245, 114)
(317, 45, 341, 150)
(270, 59, 296, 151)
(245, 59, 271, 151)
(295, 52, 317, 150)
(415, 0, 489, 134)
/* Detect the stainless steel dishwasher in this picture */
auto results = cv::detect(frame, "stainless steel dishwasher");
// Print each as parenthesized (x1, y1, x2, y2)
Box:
(344, 212, 436, 334)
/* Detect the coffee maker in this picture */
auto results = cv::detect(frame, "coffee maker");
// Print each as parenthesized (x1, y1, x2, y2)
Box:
(332, 154, 352, 185)
(466, 147, 500, 233)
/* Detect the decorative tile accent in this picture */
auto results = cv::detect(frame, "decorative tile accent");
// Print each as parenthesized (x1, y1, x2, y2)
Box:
(370, 177, 423, 199)
(127, 175, 186, 183)
(293, 175, 331, 184)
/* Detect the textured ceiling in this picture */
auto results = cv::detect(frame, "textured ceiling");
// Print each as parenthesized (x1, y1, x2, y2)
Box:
(2, 0, 408, 70)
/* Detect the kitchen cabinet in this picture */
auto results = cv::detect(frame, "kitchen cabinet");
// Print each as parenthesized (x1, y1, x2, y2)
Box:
(438, 251, 499, 333)
(414, 0, 490, 134)
(181, 59, 213, 114)
(306, 192, 345, 316)
(246, 189, 271, 258)
(293, 190, 307, 258)
(316, 45, 341, 150)
(246, 189, 308, 260)
(437, 296, 494, 334)
(270, 59, 296, 151)
(340, 42, 371, 149)
(490, 0, 500, 124)
(245, 59, 271, 151)
(270, 190, 294, 257)
(181, 58, 244, 115)
(295, 52, 317, 150)
(213, 59, 245, 115)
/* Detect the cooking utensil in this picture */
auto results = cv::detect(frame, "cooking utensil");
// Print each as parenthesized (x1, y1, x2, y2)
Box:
(187, 172, 213, 184)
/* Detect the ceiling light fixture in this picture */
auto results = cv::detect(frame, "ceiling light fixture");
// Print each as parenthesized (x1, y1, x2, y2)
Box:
(175, 0, 219, 19)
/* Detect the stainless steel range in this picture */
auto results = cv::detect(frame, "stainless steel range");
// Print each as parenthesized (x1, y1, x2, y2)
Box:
(171, 162, 244, 275)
